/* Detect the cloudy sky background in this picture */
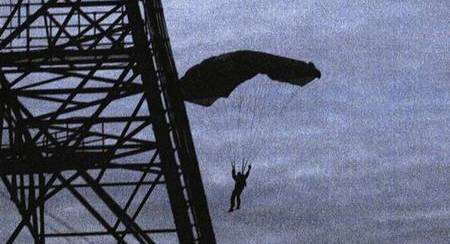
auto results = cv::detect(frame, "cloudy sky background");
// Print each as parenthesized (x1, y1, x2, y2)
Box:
(163, 0, 449, 243)
(0, 0, 449, 243)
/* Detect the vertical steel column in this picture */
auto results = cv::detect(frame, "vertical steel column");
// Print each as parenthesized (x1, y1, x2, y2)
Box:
(38, 173, 45, 244)
(144, 0, 216, 243)
(125, 1, 195, 243)
(0, 96, 4, 147)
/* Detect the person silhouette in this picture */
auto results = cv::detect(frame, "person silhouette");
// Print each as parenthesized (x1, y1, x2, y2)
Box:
(228, 161, 251, 212)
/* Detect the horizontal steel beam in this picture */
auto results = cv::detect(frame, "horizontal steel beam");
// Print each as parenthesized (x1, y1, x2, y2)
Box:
(44, 228, 177, 237)
(0, 48, 134, 67)
(0, 1, 123, 8)
(13, 85, 142, 95)
(49, 0, 124, 8)
(16, 180, 165, 189)
(24, 116, 150, 125)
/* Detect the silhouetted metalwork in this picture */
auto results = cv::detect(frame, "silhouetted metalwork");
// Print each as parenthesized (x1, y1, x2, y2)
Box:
(180, 50, 322, 106)
(0, 1, 215, 243)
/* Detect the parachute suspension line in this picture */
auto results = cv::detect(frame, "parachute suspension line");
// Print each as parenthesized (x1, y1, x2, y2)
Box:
(201, 78, 299, 169)
(201, 97, 235, 165)
(245, 86, 258, 161)
(242, 158, 250, 172)
(236, 91, 247, 161)
(226, 93, 245, 164)
(229, 157, 248, 173)
(263, 82, 283, 119)
(227, 87, 249, 164)
(181, 50, 320, 171)
(236, 92, 246, 129)
(235, 82, 258, 164)
(278, 85, 298, 116)
(247, 81, 271, 161)
(249, 84, 264, 146)
(223, 102, 236, 164)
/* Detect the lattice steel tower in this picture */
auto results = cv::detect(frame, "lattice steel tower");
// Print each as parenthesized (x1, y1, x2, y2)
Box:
(0, 1, 216, 243)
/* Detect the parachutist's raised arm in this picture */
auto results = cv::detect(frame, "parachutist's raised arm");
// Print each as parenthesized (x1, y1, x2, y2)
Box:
(245, 164, 251, 178)
(232, 165, 236, 180)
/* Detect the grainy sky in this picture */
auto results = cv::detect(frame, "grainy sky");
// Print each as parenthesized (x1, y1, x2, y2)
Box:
(1, 1, 449, 243)
(163, 0, 449, 243)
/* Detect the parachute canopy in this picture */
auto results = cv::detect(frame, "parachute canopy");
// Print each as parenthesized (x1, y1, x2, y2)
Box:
(179, 50, 321, 106)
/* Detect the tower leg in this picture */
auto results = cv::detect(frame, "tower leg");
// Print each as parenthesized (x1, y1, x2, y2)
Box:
(145, 1, 216, 242)
(125, 2, 195, 243)
(38, 173, 45, 244)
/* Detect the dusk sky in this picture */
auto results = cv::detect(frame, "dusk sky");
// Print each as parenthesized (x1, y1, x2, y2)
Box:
(164, 0, 449, 243)
(1, 1, 449, 243)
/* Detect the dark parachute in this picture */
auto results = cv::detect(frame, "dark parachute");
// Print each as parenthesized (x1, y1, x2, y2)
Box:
(179, 50, 321, 106)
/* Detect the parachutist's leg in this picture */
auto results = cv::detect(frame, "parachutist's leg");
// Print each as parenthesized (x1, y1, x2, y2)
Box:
(236, 190, 242, 209)
(229, 189, 236, 212)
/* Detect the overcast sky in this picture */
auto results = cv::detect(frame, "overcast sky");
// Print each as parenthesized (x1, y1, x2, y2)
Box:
(1, 1, 449, 243)
(163, 0, 449, 243)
